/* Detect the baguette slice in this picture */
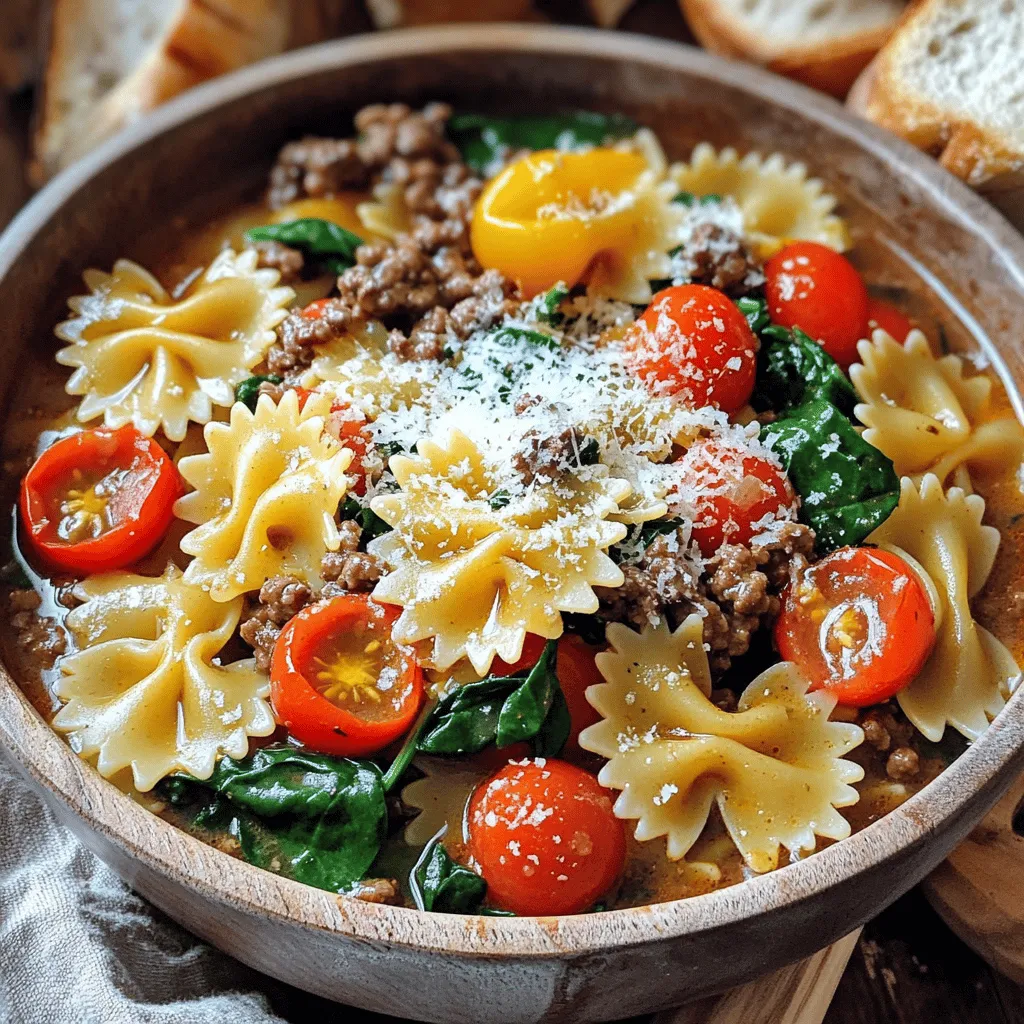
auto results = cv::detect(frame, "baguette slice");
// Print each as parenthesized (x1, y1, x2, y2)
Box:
(680, 0, 905, 97)
(848, 0, 1024, 189)
(30, 0, 298, 185)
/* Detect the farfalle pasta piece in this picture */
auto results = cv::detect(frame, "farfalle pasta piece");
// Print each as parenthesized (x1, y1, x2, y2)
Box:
(53, 565, 274, 791)
(56, 248, 294, 441)
(369, 429, 630, 675)
(401, 755, 490, 847)
(669, 143, 850, 256)
(850, 329, 1023, 484)
(868, 475, 1020, 741)
(175, 390, 352, 601)
(580, 616, 864, 872)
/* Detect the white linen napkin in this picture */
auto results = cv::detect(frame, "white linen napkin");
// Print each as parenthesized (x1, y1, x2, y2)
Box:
(0, 750, 342, 1024)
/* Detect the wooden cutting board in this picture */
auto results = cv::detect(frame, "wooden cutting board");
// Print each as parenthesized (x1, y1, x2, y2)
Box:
(924, 774, 1024, 984)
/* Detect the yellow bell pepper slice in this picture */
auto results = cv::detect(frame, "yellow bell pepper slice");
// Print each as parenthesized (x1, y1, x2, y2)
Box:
(471, 148, 650, 298)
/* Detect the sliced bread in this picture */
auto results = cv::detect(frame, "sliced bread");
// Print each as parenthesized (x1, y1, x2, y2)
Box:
(680, 0, 906, 97)
(848, 0, 1024, 189)
(30, 0, 323, 185)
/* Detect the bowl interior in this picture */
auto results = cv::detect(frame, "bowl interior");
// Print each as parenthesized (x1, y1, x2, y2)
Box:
(2, 25, 1024, 965)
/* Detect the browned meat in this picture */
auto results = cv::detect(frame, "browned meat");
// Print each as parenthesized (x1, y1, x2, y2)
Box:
(596, 522, 815, 675)
(512, 429, 580, 485)
(346, 877, 401, 905)
(320, 523, 387, 595)
(886, 747, 921, 781)
(253, 240, 304, 284)
(267, 136, 369, 208)
(387, 306, 450, 362)
(8, 589, 66, 668)
(686, 224, 764, 297)
(239, 576, 312, 671)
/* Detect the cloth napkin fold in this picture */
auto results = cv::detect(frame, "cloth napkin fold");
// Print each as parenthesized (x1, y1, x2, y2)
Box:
(0, 750, 345, 1024)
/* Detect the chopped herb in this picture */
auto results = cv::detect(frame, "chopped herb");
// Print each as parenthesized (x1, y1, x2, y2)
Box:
(537, 283, 569, 326)
(672, 191, 721, 207)
(448, 112, 639, 173)
(377, 440, 405, 459)
(160, 746, 387, 894)
(234, 374, 282, 412)
(639, 515, 685, 551)
(489, 324, 561, 351)
(761, 398, 900, 551)
(488, 489, 512, 510)
(244, 218, 363, 274)
(410, 830, 488, 913)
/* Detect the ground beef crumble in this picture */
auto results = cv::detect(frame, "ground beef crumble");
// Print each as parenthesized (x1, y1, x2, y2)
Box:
(685, 224, 764, 297)
(263, 103, 521, 376)
(253, 240, 304, 284)
(321, 521, 387, 596)
(597, 521, 815, 675)
(856, 702, 924, 782)
(8, 589, 66, 668)
(239, 576, 313, 671)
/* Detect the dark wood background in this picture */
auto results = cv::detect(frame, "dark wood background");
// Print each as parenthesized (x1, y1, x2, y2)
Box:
(3, 1, 1023, 1020)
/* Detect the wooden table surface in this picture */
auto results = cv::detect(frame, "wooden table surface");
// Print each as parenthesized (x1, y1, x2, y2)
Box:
(3, 2, 1023, 1021)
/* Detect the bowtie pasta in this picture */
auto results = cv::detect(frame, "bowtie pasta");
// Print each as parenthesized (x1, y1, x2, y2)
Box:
(4, 103, 1022, 916)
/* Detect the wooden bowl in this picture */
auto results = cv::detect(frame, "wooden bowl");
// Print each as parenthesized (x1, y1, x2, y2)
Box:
(2, 25, 1024, 1024)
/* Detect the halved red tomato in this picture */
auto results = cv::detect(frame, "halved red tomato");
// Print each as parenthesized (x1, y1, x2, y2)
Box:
(271, 594, 423, 756)
(19, 425, 182, 573)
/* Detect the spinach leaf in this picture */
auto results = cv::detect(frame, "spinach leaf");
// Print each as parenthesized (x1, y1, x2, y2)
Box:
(411, 830, 487, 913)
(537, 283, 569, 326)
(576, 437, 601, 466)
(448, 112, 639, 173)
(235, 374, 282, 412)
(672, 191, 722, 207)
(488, 489, 512, 510)
(761, 398, 900, 551)
(639, 515, 685, 551)
(339, 495, 391, 543)
(161, 745, 387, 894)
(418, 676, 515, 755)
(418, 640, 567, 756)
(244, 218, 363, 274)
(735, 295, 771, 334)
(752, 324, 858, 417)
(496, 640, 559, 747)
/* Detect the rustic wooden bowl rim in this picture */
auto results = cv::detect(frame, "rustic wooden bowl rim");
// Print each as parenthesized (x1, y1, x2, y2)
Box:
(3, 23, 1024, 961)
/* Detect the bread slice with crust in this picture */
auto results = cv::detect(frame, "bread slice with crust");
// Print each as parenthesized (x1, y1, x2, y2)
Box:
(848, 0, 1024, 188)
(30, 0, 354, 185)
(679, 0, 906, 97)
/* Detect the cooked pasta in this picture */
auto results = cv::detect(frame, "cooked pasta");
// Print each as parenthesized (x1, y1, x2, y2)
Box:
(176, 389, 352, 601)
(850, 328, 1024, 485)
(669, 143, 851, 256)
(53, 565, 274, 792)
(580, 616, 864, 871)
(369, 429, 631, 674)
(56, 248, 293, 441)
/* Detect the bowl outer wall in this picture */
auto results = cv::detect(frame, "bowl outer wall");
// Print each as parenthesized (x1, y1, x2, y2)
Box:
(2, 24, 1024, 1024)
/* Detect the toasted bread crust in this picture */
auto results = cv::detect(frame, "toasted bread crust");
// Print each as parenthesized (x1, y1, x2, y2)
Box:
(847, 0, 1024, 187)
(30, 0, 302, 185)
(680, 0, 898, 97)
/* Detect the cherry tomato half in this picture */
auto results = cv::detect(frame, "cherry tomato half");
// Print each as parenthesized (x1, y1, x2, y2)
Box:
(19, 425, 182, 574)
(775, 546, 935, 707)
(765, 241, 869, 368)
(676, 439, 796, 555)
(271, 594, 423, 756)
(468, 758, 625, 916)
(866, 297, 914, 343)
(624, 284, 758, 413)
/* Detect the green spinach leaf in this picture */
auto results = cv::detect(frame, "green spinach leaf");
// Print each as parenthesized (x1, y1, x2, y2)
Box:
(761, 398, 900, 551)
(639, 515, 685, 551)
(418, 640, 567, 756)
(244, 218, 363, 274)
(496, 640, 559, 747)
(411, 831, 487, 913)
(563, 612, 606, 646)
(752, 324, 858, 417)
(161, 746, 387, 895)
(672, 191, 722, 207)
(448, 112, 639, 173)
(235, 374, 282, 412)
